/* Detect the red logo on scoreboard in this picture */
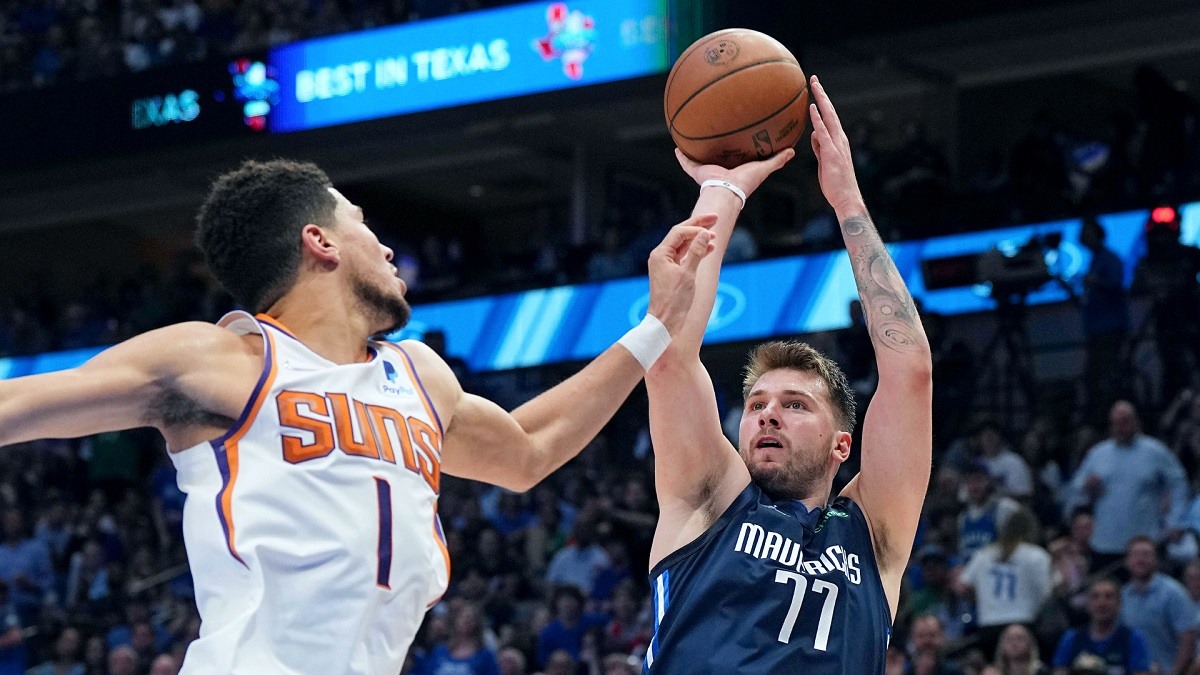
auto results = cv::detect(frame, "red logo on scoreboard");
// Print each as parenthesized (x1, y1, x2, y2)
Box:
(533, 3, 596, 80)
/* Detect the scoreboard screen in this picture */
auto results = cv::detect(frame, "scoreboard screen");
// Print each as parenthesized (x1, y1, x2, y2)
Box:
(0, 0, 674, 167)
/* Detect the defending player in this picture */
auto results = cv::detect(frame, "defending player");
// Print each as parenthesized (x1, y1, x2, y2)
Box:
(0, 155, 794, 674)
(642, 75, 932, 673)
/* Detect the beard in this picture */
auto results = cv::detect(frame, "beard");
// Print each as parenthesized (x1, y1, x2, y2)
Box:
(744, 448, 829, 502)
(352, 273, 411, 336)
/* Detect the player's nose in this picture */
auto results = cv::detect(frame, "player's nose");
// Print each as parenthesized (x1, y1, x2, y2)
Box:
(382, 244, 394, 262)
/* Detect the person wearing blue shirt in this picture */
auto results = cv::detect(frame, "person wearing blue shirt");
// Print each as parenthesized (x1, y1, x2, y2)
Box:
(1065, 401, 1189, 568)
(416, 604, 501, 675)
(535, 586, 607, 668)
(0, 583, 26, 675)
(1120, 536, 1199, 674)
(1052, 577, 1150, 675)
(0, 510, 52, 624)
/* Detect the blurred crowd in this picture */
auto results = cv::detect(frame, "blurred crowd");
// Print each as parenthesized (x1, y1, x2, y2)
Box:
(5, 315, 1200, 674)
(0, 0, 523, 92)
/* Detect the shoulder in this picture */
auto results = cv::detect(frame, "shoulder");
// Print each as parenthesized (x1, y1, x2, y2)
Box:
(86, 321, 259, 377)
(384, 340, 462, 413)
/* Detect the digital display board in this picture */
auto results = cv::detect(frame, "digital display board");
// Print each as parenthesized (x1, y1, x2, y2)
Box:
(6, 204, 1195, 379)
(267, 0, 671, 132)
(0, 1, 675, 167)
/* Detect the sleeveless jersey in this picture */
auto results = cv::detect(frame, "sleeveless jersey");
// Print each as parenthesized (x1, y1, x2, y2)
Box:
(170, 312, 450, 674)
(644, 483, 891, 674)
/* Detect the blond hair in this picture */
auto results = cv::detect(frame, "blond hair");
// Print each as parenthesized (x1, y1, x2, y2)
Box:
(742, 340, 857, 433)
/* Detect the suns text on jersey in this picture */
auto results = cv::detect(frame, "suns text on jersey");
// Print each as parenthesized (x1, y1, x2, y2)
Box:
(275, 390, 441, 493)
(734, 521, 862, 584)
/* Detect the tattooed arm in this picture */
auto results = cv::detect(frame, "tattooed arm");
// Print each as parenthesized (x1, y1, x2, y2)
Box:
(807, 75, 932, 618)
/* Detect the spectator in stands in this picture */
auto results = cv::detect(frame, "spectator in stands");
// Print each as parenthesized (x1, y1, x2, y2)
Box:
(0, 508, 52, 622)
(416, 602, 501, 675)
(993, 623, 1050, 675)
(539, 649, 577, 675)
(1120, 536, 1199, 674)
(535, 586, 607, 668)
(973, 417, 1034, 500)
(960, 462, 1022, 560)
(496, 648, 526, 675)
(106, 645, 137, 675)
(906, 614, 962, 675)
(958, 508, 1052, 659)
(1077, 217, 1130, 421)
(544, 507, 609, 597)
(909, 544, 971, 641)
(1051, 578, 1151, 674)
(1065, 401, 1188, 570)
(602, 580, 649, 657)
(28, 625, 84, 675)
(148, 653, 179, 675)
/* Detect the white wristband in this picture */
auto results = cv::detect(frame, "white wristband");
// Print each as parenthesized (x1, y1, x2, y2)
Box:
(617, 314, 671, 371)
(700, 179, 747, 209)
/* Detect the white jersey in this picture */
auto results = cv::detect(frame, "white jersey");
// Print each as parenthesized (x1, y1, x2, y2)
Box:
(960, 542, 1052, 627)
(171, 312, 449, 674)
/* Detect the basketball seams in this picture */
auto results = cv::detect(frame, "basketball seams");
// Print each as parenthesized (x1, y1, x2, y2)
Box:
(674, 83, 808, 141)
(666, 59, 803, 130)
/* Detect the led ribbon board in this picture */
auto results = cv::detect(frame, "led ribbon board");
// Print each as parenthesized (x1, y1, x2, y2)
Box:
(6, 204, 1196, 378)
(267, 0, 672, 132)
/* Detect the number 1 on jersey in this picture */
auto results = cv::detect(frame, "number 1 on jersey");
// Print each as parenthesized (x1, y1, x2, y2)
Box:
(774, 571, 839, 650)
(375, 477, 393, 589)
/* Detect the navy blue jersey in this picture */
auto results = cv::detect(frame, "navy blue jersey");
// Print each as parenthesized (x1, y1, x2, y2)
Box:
(644, 483, 891, 674)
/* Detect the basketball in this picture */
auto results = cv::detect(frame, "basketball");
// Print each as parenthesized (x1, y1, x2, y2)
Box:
(665, 29, 808, 168)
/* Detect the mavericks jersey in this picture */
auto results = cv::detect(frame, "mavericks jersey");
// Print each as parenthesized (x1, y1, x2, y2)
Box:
(170, 312, 450, 674)
(644, 483, 891, 674)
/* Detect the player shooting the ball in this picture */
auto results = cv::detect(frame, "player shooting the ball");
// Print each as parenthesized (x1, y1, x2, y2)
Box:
(641, 75, 932, 674)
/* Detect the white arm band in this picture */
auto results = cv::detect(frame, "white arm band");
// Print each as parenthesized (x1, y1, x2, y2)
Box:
(617, 314, 671, 371)
(700, 179, 747, 209)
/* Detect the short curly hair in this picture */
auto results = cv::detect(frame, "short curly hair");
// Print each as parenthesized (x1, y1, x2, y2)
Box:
(195, 159, 337, 312)
(742, 340, 857, 433)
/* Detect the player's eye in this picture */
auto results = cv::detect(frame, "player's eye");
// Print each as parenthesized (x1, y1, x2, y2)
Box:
(786, 401, 804, 410)
(750, 402, 764, 410)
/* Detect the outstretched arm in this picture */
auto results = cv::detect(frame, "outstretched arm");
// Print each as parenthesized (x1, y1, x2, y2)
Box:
(0, 323, 257, 447)
(645, 150, 795, 566)
(808, 77, 932, 593)
(434, 219, 719, 493)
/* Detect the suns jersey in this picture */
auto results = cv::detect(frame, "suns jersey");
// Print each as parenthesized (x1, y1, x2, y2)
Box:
(644, 483, 891, 674)
(170, 312, 450, 675)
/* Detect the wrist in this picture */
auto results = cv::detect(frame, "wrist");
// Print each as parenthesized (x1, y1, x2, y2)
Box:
(617, 314, 672, 371)
(700, 179, 747, 209)
(832, 197, 868, 222)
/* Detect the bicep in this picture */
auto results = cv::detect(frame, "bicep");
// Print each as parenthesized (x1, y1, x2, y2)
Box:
(844, 371, 932, 571)
(440, 392, 538, 493)
(0, 345, 163, 445)
(646, 352, 748, 512)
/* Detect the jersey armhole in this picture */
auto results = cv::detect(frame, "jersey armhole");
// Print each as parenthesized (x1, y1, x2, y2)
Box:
(830, 494, 895, 626)
(649, 483, 758, 579)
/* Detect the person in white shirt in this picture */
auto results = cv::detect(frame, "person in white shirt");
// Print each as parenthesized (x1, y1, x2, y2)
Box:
(958, 507, 1052, 660)
(974, 417, 1033, 500)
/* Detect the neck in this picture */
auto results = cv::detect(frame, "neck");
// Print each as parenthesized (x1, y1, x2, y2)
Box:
(267, 282, 377, 364)
(1132, 573, 1153, 589)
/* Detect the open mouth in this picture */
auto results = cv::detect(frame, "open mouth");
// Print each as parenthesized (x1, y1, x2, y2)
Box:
(755, 437, 783, 449)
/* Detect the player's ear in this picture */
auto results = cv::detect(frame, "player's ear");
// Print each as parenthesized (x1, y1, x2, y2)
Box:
(831, 430, 852, 463)
(301, 223, 340, 268)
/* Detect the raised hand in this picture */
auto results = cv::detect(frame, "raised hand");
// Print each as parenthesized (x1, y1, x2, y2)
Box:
(646, 214, 719, 335)
(808, 75, 865, 215)
(675, 147, 796, 198)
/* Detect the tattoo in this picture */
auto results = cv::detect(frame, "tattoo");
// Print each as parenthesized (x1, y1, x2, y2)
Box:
(146, 390, 232, 429)
(841, 215, 924, 354)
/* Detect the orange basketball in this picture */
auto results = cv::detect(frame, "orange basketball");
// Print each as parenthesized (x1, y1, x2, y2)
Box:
(665, 29, 808, 169)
